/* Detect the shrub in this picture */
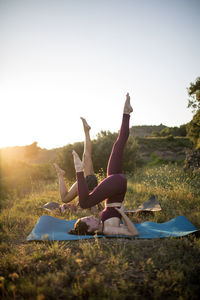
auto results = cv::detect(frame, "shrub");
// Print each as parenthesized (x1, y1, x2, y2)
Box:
(56, 131, 139, 182)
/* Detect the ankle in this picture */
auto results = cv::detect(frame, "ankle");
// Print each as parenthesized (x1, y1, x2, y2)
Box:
(75, 166, 83, 172)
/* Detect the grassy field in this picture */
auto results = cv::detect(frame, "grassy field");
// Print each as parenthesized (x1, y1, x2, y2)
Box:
(0, 165, 200, 299)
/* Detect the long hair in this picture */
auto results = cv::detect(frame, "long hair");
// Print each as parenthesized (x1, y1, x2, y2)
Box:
(69, 218, 95, 235)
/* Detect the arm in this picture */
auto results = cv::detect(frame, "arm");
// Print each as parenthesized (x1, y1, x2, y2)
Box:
(115, 207, 139, 236)
(117, 203, 128, 227)
(103, 225, 137, 236)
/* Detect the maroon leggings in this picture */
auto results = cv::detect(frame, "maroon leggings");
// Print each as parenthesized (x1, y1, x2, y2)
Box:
(76, 114, 130, 209)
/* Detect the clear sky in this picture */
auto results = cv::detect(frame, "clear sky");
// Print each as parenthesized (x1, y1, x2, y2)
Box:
(0, 0, 199, 149)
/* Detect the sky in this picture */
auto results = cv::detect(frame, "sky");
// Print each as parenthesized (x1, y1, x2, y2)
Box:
(0, 0, 200, 149)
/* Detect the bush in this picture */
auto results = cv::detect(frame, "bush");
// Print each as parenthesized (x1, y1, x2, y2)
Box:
(147, 152, 167, 167)
(0, 161, 56, 200)
(56, 131, 139, 182)
(56, 142, 84, 182)
(166, 135, 174, 141)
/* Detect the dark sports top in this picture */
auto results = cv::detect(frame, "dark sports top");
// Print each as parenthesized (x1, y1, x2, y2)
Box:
(100, 206, 122, 223)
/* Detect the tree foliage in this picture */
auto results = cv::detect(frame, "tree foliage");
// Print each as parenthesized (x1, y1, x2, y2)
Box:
(56, 130, 139, 182)
(186, 110, 200, 149)
(24, 142, 40, 160)
(187, 77, 200, 112)
(130, 124, 166, 137)
(187, 77, 200, 148)
(152, 124, 186, 137)
(92, 131, 118, 173)
(57, 142, 84, 182)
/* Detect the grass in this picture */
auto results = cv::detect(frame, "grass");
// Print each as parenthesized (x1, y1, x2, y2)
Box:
(0, 165, 200, 299)
(126, 165, 200, 227)
(136, 136, 192, 150)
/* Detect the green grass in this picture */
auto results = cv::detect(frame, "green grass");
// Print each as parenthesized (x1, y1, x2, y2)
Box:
(0, 165, 200, 299)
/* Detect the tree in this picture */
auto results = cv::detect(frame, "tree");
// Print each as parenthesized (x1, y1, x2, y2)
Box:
(56, 142, 84, 182)
(187, 77, 200, 112)
(158, 125, 187, 137)
(24, 142, 40, 160)
(151, 125, 187, 137)
(92, 131, 139, 175)
(187, 110, 200, 148)
(92, 131, 118, 173)
(187, 77, 200, 148)
(56, 130, 139, 182)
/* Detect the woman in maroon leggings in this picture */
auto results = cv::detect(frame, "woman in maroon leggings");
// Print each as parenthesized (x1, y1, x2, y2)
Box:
(70, 93, 138, 236)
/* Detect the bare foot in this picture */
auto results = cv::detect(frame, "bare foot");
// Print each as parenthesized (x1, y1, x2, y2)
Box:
(72, 150, 83, 172)
(123, 93, 133, 114)
(54, 163, 65, 176)
(80, 117, 91, 131)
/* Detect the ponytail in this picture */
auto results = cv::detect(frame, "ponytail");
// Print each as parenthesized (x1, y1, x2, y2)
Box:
(68, 218, 94, 235)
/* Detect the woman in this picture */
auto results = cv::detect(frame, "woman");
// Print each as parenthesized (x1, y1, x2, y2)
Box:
(70, 93, 138, 237)
(52, 117, 102, 213)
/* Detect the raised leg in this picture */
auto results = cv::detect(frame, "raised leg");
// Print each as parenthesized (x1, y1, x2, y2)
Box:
(107, 93, 133, 176)
(75, 170, 127, 209)
(80, 117, 94, 176)
(72, 93, 132, 209)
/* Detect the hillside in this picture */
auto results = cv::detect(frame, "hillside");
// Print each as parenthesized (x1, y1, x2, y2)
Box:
(130, 124, 166, 137)
(0, 124, 192, 166)
(136, 136, 193, 164)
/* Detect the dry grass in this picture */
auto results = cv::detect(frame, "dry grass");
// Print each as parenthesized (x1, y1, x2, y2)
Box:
(0, 165, 200, 299)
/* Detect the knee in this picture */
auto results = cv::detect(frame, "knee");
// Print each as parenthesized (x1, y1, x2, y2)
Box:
(79, 202, 89, 209)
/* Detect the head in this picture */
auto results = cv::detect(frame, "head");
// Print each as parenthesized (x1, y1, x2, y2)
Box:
(69, 216, 100, 235)
(85, 175, 98, 192)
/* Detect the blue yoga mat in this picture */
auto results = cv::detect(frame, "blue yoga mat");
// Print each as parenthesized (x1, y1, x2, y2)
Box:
(27, 215, 198, 241)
